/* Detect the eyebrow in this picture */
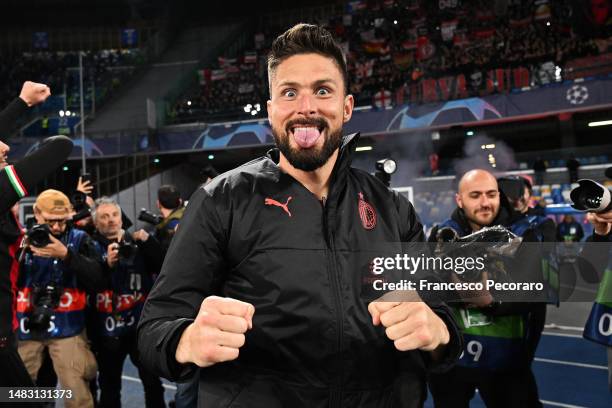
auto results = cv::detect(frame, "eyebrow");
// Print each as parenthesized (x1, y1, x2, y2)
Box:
(468, 189, 499, 194)
(277, 78, 336, 89)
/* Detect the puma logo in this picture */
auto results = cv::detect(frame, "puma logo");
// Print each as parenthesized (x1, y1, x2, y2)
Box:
(265, 196, 292, 217)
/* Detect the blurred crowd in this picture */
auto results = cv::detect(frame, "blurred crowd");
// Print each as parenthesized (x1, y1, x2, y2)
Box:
(171, 0, 612, 122)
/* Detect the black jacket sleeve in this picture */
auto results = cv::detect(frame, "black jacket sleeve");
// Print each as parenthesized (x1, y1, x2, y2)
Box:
(1, 135, 73, 214)
(0, 97, 28, 136)
(67, 234, 105, 293)
(137, 235, 164, 275)
(137, 186, 228, 381)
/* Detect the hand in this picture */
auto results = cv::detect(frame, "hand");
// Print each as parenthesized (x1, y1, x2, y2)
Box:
(76, 177, 93, 195)
(30, 234, 68, 260)
(19, 81, 51, 107)
(586, 212, 612, 236)
(106, 243, 119, 267)
(132, 229, 149, 242)
(175, 296, 254, 367)
(368, 294, 450, 353)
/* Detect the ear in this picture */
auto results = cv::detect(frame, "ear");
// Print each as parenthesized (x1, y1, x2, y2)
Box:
(267, 99, 273, 124)
(343, 94, 354, 123)
(455, 193, 462, 209)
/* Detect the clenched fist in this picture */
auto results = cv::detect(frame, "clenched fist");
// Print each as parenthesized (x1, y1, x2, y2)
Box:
(368, 295, 450, 353)
(19, 81, 51, 107)
(175, 296, 255, 367)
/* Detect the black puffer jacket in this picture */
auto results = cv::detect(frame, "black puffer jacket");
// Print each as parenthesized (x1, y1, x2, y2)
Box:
(137, 133, 462, 408)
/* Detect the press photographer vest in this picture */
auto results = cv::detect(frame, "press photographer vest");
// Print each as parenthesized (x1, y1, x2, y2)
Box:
(154, 206, 184, 242)
(436, 216, 552, 371)
(16, 228, 87, 340)
(92, 237, 154, 337)
(583, 256, 612, 346)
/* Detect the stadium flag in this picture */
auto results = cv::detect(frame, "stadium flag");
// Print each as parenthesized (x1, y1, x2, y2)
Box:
(416, 36, 436, 60)
(512, 67, 531, 88)
(393, 52, 414, 69)
(218, 57, 237, 67)
(510, 16, 532, 27)
(355, 60, 375, 78)
(210, 69, 226, 81)
(453, 29, 470, 47)
(534, 2, 551, 20)
(223, 64, 240, 75)
(441, 19, 459, 42)
(363, 39, 390, 55)
(243, 52, 257, 64)
(198, 69, 209, 85)
(402, 39, 418, 50)
(474, 28, 496, 39)
(238, 83, 255, 94)
(373, 89, 392, 108)
(347, 0, 367, 13)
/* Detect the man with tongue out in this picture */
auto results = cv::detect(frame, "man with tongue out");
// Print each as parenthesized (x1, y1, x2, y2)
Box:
(138, 23, 461, 407)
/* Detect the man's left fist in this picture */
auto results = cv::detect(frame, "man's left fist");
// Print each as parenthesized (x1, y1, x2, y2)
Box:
(368, 299, 450, 352)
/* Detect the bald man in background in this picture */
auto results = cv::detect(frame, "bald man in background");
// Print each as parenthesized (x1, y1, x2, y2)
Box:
(428, 169, 546, 408)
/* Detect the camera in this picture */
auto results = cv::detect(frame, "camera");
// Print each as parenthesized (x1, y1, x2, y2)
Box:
(570, 179, 612, 213)
(71, 191, 88, 212)
(27, 283, 62, 339)
(26, 224, 52, 247)
(138, 208, 163, 225)
(117, 240, 137, 259)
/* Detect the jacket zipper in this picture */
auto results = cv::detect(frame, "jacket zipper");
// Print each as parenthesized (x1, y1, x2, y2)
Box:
(322, 199, 344, 407)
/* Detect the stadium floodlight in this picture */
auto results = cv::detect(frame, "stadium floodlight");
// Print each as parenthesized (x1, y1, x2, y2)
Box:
(255, 103, 261, 111)
(588, 120, 612, 127)
(355, 146, 373, 152)
(187, 100, 192, 106)
(394, 20, 398, 25)
(59, 110, 65, 117)
(466, 130, 474, 136)
(208, 154, 214, 160)
(66, 110, 71, 116)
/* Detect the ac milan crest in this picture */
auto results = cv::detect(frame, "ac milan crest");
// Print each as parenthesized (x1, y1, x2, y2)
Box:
(358, 192, 377, 230)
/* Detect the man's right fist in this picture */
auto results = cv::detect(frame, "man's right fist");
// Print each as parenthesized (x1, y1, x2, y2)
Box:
(19, 81, 51, 107)
(175, 296, 254, 368)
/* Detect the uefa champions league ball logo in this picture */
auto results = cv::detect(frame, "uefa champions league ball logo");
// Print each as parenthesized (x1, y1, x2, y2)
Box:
(566, 85, 589, 105)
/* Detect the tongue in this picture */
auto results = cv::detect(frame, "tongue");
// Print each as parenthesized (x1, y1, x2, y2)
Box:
(293, 127, 321, 148)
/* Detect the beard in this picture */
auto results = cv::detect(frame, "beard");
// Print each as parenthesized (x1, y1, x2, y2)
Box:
(272, 117, 343, 172)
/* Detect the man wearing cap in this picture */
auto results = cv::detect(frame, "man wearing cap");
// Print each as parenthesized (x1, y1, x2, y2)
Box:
(16, 189, 105, 408)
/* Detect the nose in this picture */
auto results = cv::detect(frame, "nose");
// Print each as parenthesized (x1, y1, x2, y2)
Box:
(0, 140, 9, 154)
(296, 93, 316, 116)
(479, 194, 491, 208)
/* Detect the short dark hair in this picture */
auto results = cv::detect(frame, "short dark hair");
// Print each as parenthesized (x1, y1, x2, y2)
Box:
(267, 23, 349, 95)
(158, 185, 181, 210)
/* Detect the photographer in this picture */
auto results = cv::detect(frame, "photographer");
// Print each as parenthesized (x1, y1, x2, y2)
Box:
(16, 189, 104, 408)
(154, 185, 185, 255)
(1, 81, 73, 389)
(580, 168, 612, 392)
(91, 197, 166, 408)
(428, 170, 547, 408)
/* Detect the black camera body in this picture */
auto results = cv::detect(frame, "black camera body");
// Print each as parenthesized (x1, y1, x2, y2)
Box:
(570, 179, 612, 213)
(27, 283, 62, 339)
(138, 208, 163, 225)
(117, 240, 137, 259)
(26, 224, 52, 248)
